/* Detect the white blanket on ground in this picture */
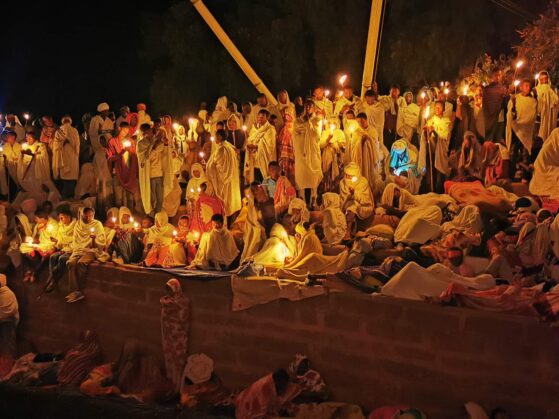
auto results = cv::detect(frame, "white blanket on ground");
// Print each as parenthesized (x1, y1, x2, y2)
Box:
(394, 205, 442, 244)
(381, 262, 496, 301)
(530, 128, 559, 197)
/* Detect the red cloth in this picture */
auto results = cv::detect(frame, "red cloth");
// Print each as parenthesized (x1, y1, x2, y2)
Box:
(190, 193, 225, 235)
(126, 112, 139, 136)
(106, 136, 139, 193)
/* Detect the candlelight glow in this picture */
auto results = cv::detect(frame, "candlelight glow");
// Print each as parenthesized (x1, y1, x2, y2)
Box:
(444, 88, 449, 95)
(22, 143, 29, 150)
(190, 188, 194, 193)
(351, 176, 358, 183)
(338, 74, 348, 86)
(123, 140, 132, 148)
(111, 217, 116, 224)
(242, 125, 247, 131)
(420, 91, 426, 99)
(134, 222, 139, 229)
(324, 89, 331, 97)
(424, 107, 430, 119)
(330, 123, 336, 132)
(47, 224, 54, 232)
(199, 151, 205, 158)
(172, 230, 178, 237)
(440, 81, 444, 87)
(0, 146, 3, 152)
(188, 118, 195, 125)
(26, 236, 33, 244)
(514, 80, 521, 87)
(23, 113, 30, 120)
(194, 231, 200, 239)
(210, 136, 215, 142)
(197, 187, 201, 193)
(130, 217, 134, 223)
(462, 85, 469, 96)
(515, 60, 524, 69)
(535, 73, 540, 81)
(90, 227, 95, 233)
(172, 122, 179, 130)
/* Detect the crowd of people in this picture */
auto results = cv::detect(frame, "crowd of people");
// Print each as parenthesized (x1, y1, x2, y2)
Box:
(0, 67, 559, 314)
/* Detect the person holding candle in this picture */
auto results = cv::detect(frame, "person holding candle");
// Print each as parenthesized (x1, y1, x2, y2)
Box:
(272, 90, 295, 130)
(339, 163, 374, 238)
(143, 210, 186, 267)
(20, 210, 58, 283)
(88, 103, 114, 153)
(107, 121, 139, 210)
(45, 207, 76, 293)
(66, 207, 106, 303)
(312, 86, 333, 119)
(334, 85, 362, 126)
(52, 115, 80, 199)
(422, 100, 452, 193)
(506, 79, 537, 178)
(17, 131, 52, 197)
(396, 91, 420, 146)
(318, 116, 346, 195)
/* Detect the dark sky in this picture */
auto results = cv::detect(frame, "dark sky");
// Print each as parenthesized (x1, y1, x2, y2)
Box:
(0, 0, 545, 122)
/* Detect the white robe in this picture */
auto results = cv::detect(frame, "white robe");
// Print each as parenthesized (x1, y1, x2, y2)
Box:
(321, 193, 347, 244)
(88, 115, 114, 152)
(333, 95, 363, 120)
(293, 116, 323, 191)
(52, 123, 80, 180)
(362, 101, 385, 146)
(530, 128, 559, 197)
(394, 205, 442, 244)
(506, 94, 537, 153)
(245, 122, 276, 182)
(397, 102, 420, 142)
(191, 228, 239, 270)
(424, 115, 451, 175)
(313, 97, 333, 119)
(17, 142, 51, 194)
(206, 141, 241, 216)
(339, 176, 374, 220)
(536, 83, 559, 141)
(136, 135, 153, 214)
(351, 125, 382, 192)
(2, 142, 21, 186)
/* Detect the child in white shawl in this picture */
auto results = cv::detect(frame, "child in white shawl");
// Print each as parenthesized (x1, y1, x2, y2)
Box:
(321, 193, 347, 244)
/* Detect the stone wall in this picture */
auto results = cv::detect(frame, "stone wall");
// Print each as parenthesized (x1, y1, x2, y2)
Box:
(17, 264, 559, 418)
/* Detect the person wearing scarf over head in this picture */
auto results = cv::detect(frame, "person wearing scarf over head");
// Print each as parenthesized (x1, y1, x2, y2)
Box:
(339, 163, 374, 238)
(276, 222, 348, 281)
(137, 124, 161, 216)
(387, 139, 421, 194)
(236, 187, 266, 264)
(205, 129, 241, 219)
(173, 123, 187, 156)
(0, 273, 19, 378)
(107, 121, 139, 210)
(57, 330, 102, 386)
(354, 112, 384, 198)
(453, 93, 476, 152)
(362, 89, 386, 147)
(250, 223, 297, 271)
(506, 79, 537, 177)
(277, 108, 296, 187)
(312, 86, 333, 119)
(273, 90, 295, 130)
(45, 207, 76, 293)
(173, 215, 197, 264)
(472, 87, 485, 139)
(457, 131, 483, 179)
(225, 114, 245, 181)
(136, 103, 152, 127)
(321, 192, 347, 245)
(293, 100, 323, 208)
(144, 210, 186, 268)
(2, 131, 22, 195)
(111, 206, 144, 264)
(89, 103, 114, 153)
(52, 115, 80, 199)
(66, 207, 106, 303)
(397, 91, 420, 145)
(245, 109, 277, 184)
(235, 368, 300, 419)
(210, 96, 231, 135)
(334, 85, 363, 126)
(379, 85, 407, 149)
(189, 213, 239, 271)
(185, 163, 213, 206)
(535, 71, 559, 141)
(160, 278, 190, 392)
(482, 141, 509, 185)
(17, 131, 52, 196)
(8, 213, 33, 270)
(159, 125, 183, 219)
(126, 111, 140, 138)
(378, 182, 418, 220)
(19, 210, 58, 283)
(319, 116, 346, 193)
(39, 115, 58, 147)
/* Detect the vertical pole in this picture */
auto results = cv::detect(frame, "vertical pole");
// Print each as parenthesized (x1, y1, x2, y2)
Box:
(361, 0, 386, 97)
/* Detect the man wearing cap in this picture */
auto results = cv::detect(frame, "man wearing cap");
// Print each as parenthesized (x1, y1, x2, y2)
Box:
(89, 102, 114, 152)
(137, 103, 151, 127)
(115, 106, 130, 130)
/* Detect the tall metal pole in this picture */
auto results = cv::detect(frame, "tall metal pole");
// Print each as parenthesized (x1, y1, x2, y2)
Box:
(190, 0, 278, 105)
(361, 0, 386, 97)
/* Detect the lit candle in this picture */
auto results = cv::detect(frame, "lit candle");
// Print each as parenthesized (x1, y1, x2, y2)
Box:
(338, 74, 348, 86)
(172, 122, 179, 130)
(424, 106, 430, 120)
(330, 123, 335, 133)
(47, 224, 54, 232)
(123, 140, 132, 148)
(23, 113, 30, 121)
(324, 89, 331, 97)
(514, 80, 520, 87)
(440, 81, 444, 87)
(90, 227, 95, 233)
(133, 222, 139, 229)
(197, 187, 201, 193)
(535, 73, 540, 83)
(26, 236, 33, 245)
(190, 188, 194, 193)
(111, 217, 117, 223)
(351, 176, 358, 183)
(188, 118, 195, 125)
(462, 85, 469, 96)
(194, 231, 200, 240)
(129, 216, 134, 223)
(420, 91, 426, 100)
(337, 90, 343, 98)
(210, 136, 215, 142)
(0, 146, 3, 153)
(515, 60, 524, 70)
(242, 125, 247, 132)
(22, 143, 29, 150)
(172, 230, 178, 237)
(443, 88, 449, 95)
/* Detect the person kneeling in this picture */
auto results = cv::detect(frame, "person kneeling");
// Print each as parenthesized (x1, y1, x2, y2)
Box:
(189, 214, 239, 271)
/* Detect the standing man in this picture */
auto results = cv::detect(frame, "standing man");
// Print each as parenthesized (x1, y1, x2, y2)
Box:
(483, 69, 507, 142)
(52, 116, 80, 199)
(107, 121, 139, 210)
(206, 129, 241, 219)
(380, 85, 406, 150)
(293, 100, 323, 207)
(137, 124, 165, 215)
(245, 110, 277, 183)
(362, 89, 385, 148)
(334, 85, 362, 124)
(1, 131, 21, 199)
(535, 71, 559, 141)
(89, 103, 114, 153)
(115, 106, 130, 130)
(423, 101, 452, 193)
(312, 86, 333, 119)
(354, 113, 383, 197)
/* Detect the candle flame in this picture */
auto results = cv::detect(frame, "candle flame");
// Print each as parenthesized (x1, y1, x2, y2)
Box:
(172, 122, 179, 130)
(112, 217, 117, 223)
(22, 143, 29, 150)
(26, 236, 33, 244)
(199, 151, 205, 158)
(351, 176, 358, 183)
(440, 81, 444, 87)
(330, 123, 335, 131)
(444, 88, 449, 95)
(210, 136, 215, 142)
(123, 140, 132, 148)
(420, 91, 426, 99)
(424, 107, 430, 119)
(242, 125, 247, 131)
(172, 230, 177, 236)
(338, 74, 348, 86)
(47, 224, 54, 232)
(324, 89, 331, 97)
(535, 73, 540, 81)
(514, 80, 520, 87)
(90, 227, 95, 233)
(129, 216, 134, 223)
(23, 113, 30, 120)
(133, 222, 139, 228)
(462, 85, 469, 96)
(515, 60, 524, 69)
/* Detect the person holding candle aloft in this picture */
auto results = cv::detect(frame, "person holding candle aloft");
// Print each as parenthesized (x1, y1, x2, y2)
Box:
(506, 79, 537, 178)
(107, 121, 139, 210)
(66, 207, 106, 303)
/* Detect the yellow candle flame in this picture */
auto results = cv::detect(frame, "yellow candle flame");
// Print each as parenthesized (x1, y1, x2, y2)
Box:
(444, 88, 449, 95)
(514, 80, 520, 87)
(516, 60, 523, 69)
(22, 143, 29, 150)
(242, 125, 247, 131)
(210, 136, 215, 142)
(111, 217, 117, 223)
(133, 222, 139, 229)
(26, 236, 33, 244)
(351, 176, 358, 183)
(339, 74, 348, 86)
(324, 89, 331, 97)
(172, 122, 179, 130)
(123, 140, 131, 148)
(172, 230, 177, 236)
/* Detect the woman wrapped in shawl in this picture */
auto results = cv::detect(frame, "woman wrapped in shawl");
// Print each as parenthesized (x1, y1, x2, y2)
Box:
(319, 117, 346, 193)
(339, 163, 374, 237)
(57, 330, 102, 386)
(387, 139, 421, 194)
(288, 354, 326, 400)
(321, 193, 347, 245)
(276, 111, 296, 186)
(20, 211, 58, 283)
(287, 198, 310, 225)
(112, 207, 144, 264)
(160, 279, 190, 392)
(250, 223, 297, 270)
(185, 163, 213, 205)
(482, 141, 509, 185)
(144, 211, 186, 267)
(457, 131, 483, 179)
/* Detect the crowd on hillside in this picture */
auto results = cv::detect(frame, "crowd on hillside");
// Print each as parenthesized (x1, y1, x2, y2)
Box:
(0, 68, 558, 311)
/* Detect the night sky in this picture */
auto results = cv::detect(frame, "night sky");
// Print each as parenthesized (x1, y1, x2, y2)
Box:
(0, 0, 544, 122)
